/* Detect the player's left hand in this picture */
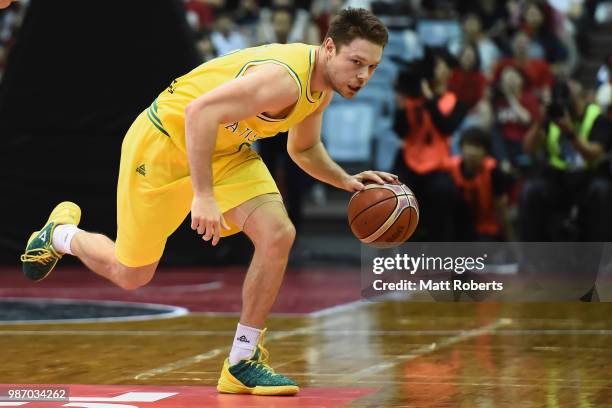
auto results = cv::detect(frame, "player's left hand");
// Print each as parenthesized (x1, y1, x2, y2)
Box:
(344, 171, 398, 192)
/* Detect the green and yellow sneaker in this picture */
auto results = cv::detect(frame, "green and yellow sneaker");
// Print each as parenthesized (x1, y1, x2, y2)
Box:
(217, 329, 299, 396)
(20, 201, 81, 281)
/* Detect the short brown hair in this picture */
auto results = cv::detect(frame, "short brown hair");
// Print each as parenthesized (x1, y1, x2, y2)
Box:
(325, 8, 388, 50)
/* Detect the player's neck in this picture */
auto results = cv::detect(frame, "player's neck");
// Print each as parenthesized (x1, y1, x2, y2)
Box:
(310, 47, 329, 94)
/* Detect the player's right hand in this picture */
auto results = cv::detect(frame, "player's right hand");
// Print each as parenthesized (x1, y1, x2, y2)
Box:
(190, 195, 230, 246)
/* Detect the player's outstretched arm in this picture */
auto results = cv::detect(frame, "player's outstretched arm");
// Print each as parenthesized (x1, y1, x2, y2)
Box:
(185, 64, 299, 245)
(287, 98, 397, 192)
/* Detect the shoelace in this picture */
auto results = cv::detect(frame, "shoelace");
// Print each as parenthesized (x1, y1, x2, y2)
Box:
(20, 249, 56, 265)
(247, 345, 276, 375)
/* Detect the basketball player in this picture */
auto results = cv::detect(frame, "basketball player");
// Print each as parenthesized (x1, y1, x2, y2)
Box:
(21, 8, 394, 395)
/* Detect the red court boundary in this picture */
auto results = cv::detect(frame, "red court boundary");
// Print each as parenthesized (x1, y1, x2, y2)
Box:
(0, 384, 377, 407)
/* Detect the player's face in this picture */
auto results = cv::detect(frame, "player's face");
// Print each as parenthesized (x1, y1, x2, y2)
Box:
(324, 38, 383, 99)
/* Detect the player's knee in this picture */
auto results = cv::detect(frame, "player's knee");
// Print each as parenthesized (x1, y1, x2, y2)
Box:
(262, 221, 296, 252)
(113, 263, 156, 291)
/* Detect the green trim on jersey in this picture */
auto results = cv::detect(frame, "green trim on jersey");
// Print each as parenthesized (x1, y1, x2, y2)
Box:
(147, 100, 170, 137)
(234, 58, 303, 123)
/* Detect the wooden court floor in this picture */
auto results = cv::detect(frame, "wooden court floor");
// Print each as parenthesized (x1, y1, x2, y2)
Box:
(1, 301, 611, 407)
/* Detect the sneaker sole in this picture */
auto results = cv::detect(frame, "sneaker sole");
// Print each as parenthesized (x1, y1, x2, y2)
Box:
(217, 378, 298, 395)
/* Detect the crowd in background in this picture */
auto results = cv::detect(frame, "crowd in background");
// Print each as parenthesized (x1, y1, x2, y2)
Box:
(183, 0, 612, 243)
(1, 0, 612, 242)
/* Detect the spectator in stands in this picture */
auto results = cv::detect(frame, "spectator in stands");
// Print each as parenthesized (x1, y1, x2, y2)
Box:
(310, 0, 344, 41)
(257, 6, 292, 44)
(210, 12, 247, 55)
(521, 81, 612, 241)
(448, 42, 494, 155)
(447, 127, 513, 241)
(449, 13, 501, 76)
(596, 53, 612, 87)
(449, 43, 489, 111)
(185, 0, 224, 30)
(521, 2, 568, 65)
(256, 5, 319, 45)
(597, 56, 612, 112)
(195, 30, 218, 62)
(493, 31, 554, 102)
(537, 0, 580, 75)
(492, 65, 541, 170)
(416, 1, 462, 48)
(393, 50, 467, 241)
(233, 0, 260, 26)
(458, 0, 509, 38)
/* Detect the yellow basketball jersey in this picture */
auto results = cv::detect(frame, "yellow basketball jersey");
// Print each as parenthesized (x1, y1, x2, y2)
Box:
(147, 43, 326, 161)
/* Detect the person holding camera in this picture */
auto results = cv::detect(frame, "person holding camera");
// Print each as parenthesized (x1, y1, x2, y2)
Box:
(520, 81, 612, 241)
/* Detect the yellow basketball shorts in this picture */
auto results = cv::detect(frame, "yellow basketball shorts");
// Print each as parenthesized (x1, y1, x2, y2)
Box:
(115, 111, 280, 267)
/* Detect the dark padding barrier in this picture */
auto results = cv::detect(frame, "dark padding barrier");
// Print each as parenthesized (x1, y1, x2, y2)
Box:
(0, 0, 253, 265)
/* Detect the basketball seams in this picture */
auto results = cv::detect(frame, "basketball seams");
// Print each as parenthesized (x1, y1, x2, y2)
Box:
(374, 206, 414, 245)
(347, 184, 404, 225)
(348, 195, 397, 226)
(360, 197, 408, 244)
(397, 208, 414, 242)
(347, 183, 404, 207)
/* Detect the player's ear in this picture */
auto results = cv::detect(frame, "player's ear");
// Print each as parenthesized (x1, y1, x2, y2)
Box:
(323, 37, 336, 57)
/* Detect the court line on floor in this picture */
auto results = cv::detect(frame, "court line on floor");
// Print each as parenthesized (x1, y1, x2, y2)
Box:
(307, 292, 414, 318)
(132, 348, 224, 380)
(4, 328, 612, 336)
(346, 318, 513, 381)
(267, 373, 612, 383)
(129, 314, 356, 381)
(0, 281, 222, 294)
(4, 328, 612, 337)
(187, 292, 386, 318)
(145, 375, 612, 390)
(307, 299, 368, 317)
(0, 298, 189, 325)
(346, 380, 612, 390)
(164, 371, 612, 383)
(152, 357, 308, 382)
(187, 298, 370, 318)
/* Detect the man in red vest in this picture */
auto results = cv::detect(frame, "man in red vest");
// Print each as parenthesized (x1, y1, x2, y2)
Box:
(393, 50, 468, 240)
(447, 127, 512, 241)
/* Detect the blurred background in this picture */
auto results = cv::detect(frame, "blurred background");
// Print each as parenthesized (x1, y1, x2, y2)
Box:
(1, 0, 612, 267)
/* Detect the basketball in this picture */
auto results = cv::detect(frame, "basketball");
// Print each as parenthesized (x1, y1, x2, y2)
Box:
(347, 181, 419, 247)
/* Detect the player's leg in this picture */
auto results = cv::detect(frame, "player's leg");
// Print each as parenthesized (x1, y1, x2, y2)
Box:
(20, 201, 159, 288)
(21, 111, 188, 288)
(217, 193, 298, 396)
(238, 197, 295, 329)
(70, 232, 158, 290)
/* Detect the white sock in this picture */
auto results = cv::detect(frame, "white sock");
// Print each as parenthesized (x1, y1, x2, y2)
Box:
(228, 323, 262, 365)
(51, 224, 81, 255)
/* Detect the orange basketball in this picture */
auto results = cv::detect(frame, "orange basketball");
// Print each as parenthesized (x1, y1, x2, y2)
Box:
(347, 181, 419, 247)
